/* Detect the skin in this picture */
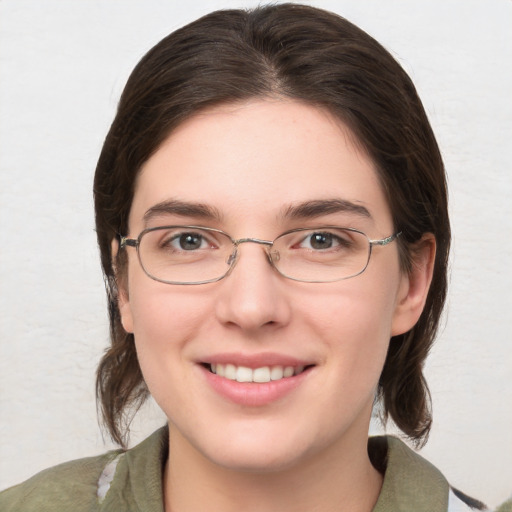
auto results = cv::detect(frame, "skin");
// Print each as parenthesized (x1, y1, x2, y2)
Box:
(117, 99, 435, 512)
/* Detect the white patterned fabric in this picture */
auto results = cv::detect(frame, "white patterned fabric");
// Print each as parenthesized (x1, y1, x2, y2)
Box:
(96, 453, 124, 502)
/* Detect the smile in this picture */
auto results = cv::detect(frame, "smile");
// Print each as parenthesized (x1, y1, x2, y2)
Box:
(210, 364, 306, 383)
(201, 357, 314, 406)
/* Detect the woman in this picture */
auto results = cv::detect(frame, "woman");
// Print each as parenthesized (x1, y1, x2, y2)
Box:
(0, 4, 487, 511)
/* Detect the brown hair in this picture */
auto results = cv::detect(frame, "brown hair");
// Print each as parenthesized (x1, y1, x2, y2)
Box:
(94, 3, 450, 448)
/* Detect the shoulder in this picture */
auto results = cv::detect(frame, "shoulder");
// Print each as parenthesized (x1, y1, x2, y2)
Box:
(0, 450, 122, 512)
(0, 426, 169, 512)
(495, 496, 512, 512)
(370, 436, 488, 512)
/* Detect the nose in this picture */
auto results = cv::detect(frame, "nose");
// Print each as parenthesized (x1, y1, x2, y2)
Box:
(215, 242, 291, 332)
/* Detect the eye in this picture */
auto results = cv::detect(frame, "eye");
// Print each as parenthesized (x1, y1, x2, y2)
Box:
(307, 232, 335, 250)
(158, 230, 212, 252)
(169, 232, 209, 251)
(299, 231, 348, 250)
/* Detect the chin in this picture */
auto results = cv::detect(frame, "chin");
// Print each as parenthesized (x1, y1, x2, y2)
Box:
(206, 443, 308, 474)
(189, 423, 332, 475)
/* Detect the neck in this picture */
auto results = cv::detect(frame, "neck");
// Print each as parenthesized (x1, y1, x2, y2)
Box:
(163, 425, 383, 512)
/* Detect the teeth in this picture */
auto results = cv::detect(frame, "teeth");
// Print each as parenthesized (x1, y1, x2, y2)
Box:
(236, 366, 253, 383)
(210, 363, 305, 383)
(253, 367, 270, 383)
(283, 366, 294, 378)
(225, 364, 236, 380)
(270, 366, 284, 380)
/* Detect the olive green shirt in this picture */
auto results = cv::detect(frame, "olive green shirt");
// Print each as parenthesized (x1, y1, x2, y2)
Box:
(0, 428, 479, 511)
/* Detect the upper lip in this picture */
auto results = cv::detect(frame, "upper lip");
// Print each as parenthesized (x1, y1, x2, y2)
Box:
(198, 352, 315, 369)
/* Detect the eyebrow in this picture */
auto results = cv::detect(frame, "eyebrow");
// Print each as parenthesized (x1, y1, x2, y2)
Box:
(281, 199, 371, 220)
(142, 197, 371, 226)
(143, 199, 223, 225)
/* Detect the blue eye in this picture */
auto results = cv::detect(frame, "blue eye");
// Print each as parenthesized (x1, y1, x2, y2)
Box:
(299, 231, 348, 250)
(157, 231, 211, 251)
(172, 233, 208, 251)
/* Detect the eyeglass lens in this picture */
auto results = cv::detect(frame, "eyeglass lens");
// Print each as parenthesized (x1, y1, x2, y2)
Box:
(136, 226, 372, 284)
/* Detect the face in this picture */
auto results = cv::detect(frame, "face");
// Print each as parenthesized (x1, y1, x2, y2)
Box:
(119, 100, 418, 473)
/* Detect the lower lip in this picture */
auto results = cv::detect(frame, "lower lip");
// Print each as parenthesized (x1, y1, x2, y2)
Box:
(201, 366, 311, 407)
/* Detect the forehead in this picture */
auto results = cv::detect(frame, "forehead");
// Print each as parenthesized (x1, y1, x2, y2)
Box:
(129, 100, 392, 233)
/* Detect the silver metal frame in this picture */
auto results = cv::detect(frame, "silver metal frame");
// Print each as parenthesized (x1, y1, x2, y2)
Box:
(120, 225, 401, 285)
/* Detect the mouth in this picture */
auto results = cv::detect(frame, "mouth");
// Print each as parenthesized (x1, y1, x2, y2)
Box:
(199, 356, 315, 406)
(204, 363, 312, 383)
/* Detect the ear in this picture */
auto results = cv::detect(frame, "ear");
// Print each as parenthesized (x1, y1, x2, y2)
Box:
(391, 234, 436, 336)
(111, 238, 134, 334)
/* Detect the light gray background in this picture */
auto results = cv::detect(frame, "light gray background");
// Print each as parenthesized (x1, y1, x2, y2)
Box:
(0, 0, 511, 508)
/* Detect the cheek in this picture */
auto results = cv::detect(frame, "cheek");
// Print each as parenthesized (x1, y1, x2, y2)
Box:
(127, 286, 206, 406)
(300, 275, 399, 379)
(125, 270, 221, 378)
(126, 250, 206, 331)
(129, 283, 207, 349)
(301, 273, 398, 340)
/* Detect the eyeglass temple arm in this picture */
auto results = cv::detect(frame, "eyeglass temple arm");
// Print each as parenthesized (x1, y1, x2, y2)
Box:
(119, 236, 138, 249)
(369, 232, 402, 246)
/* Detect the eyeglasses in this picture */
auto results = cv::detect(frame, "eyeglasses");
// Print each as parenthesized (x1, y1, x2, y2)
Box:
(120, 225, 401, 285)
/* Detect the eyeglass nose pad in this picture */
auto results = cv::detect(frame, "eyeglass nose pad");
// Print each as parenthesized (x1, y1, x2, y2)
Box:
(226, 248, 238, 267)
(268, 249, 280, 263)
